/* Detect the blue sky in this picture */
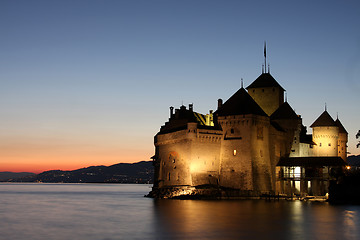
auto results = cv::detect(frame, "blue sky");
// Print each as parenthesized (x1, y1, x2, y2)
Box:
(1, 0, 360, 172)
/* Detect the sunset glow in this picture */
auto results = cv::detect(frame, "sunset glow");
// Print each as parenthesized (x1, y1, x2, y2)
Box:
(1, 0, 360, 173)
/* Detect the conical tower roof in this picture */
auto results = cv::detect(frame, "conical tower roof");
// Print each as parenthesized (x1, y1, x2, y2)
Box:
(310, 110, 336, 127)
(215, 88, 267, 117)
(270, 102, 300, 120)
(335, 118, 348, 134)
(246, 73, 285, 91)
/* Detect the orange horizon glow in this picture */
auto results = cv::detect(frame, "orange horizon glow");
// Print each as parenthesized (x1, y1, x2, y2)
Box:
(0, 141, 154, 173)
(0, 130, 155, 173)
(1, 156, 150, 174)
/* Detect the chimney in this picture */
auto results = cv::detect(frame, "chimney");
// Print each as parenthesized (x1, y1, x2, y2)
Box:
(170, 106, 174, 118)
(189, 103, 193, 112)
(217, 99, 223, 110)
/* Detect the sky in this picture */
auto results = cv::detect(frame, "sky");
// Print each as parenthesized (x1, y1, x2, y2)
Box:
(1, 0, 360, 173)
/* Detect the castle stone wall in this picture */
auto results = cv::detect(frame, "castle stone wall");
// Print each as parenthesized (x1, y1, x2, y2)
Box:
(248, 87, 284, 116)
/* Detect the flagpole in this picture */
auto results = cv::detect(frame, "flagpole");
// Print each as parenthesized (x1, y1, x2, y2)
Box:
(264, 41, 267, 73)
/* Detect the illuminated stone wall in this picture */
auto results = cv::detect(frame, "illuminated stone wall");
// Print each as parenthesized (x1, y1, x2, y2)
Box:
(217, 114, 275, 193)
(338, 132, 347, 161)
(188, 123, 222, 186)
(312, 126, 339, 157)
(218, 115, 255, 190)
(155, 128, 193, 187)
(248, 87, 284, 116)
(155, 122, 222, 188)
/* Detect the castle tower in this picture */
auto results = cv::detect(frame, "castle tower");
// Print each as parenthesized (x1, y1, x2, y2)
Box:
(310, 110, 339, 157)
(246, 73, 285, 116)
(335, 118, 348, 161)
(215, 87, 274, 193)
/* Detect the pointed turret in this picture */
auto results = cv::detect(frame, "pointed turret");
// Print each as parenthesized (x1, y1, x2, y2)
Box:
(335, 118, 348, 134)
(270, 102, 299, 120)
(335, 118, 348, 161)
(311, 110, 339, 157)
(271, 102, 302, 157)
(310, 110, 336, 127)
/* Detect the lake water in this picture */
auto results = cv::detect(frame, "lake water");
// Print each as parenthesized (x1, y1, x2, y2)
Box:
(0, 183, 360, 240)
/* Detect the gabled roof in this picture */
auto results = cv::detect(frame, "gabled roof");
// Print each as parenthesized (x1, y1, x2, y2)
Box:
(277, 157, 346, 167)
(310, 110, 337, 127)
(215, 88, 267, 117)
(335, 118, 348, 134)
(246, 73, 285, 91)
(270, 102, 300, 120)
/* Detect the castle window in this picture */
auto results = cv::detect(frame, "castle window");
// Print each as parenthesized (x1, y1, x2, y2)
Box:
(233, 150, 237, 156)
(328, 143, 331, 146)
(262, 89, 264, 92)
(253, 90, 255, 93)
(231, 128, 234, 134)
(291, 149, 295, 152)
(320, 143, 322, 147)
(168, 173, 171, 181)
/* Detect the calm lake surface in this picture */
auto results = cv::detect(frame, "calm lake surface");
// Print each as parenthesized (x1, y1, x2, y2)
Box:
(1, 183, 360, 240)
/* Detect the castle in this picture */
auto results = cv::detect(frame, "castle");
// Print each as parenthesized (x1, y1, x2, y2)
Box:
(150, 52, 348, 199)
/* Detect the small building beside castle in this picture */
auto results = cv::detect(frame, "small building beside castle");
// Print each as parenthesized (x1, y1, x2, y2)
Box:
(149, 54, 347, 199)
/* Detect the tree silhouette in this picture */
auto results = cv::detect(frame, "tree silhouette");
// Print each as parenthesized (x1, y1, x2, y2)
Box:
(357, 130, 360, 148)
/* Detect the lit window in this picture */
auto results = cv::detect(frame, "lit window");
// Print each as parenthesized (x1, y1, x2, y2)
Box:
(233, 150, 237, 156)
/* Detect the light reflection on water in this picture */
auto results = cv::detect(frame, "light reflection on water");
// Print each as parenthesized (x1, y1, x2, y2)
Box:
(1, 183, 360, 240)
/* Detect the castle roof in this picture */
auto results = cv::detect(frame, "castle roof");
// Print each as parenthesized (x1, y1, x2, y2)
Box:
(299, 125, 316, 145)
(215, 88, 267, 117)
(159, 105, 219, 134)
(310, 110, 337, 127)
(246, 73, 285, 91)
(270, 102, 300, 120)
(335, 118, 348, 134)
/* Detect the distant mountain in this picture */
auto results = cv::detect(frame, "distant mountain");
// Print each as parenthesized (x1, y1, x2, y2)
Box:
(0, 172, 36, 181)
(3, 161, 154, 184)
